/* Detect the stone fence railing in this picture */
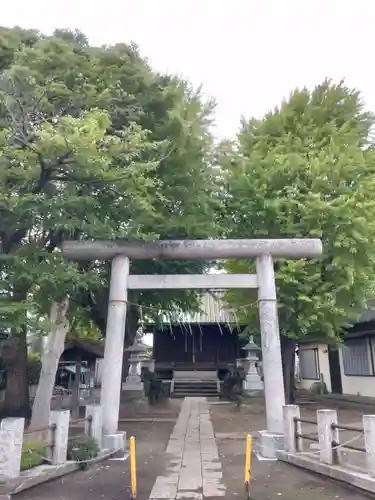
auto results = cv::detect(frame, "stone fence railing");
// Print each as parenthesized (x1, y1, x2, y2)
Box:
(277, 404, 375, 494)
(0, 404, 106, 482)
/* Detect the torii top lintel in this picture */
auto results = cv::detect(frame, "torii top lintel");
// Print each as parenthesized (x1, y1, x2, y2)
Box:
(61, 238, 322, 261)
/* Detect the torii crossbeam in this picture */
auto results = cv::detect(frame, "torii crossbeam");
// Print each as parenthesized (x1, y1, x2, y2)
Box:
(62, 238, 322, 458)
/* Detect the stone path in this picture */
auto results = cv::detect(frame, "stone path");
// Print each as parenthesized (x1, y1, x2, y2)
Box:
(149, 397, 225, 500)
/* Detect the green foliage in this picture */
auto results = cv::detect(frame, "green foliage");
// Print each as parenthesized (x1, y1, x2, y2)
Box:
(0, 26, 219, 417)
(0, 26, 220, 342)
(221, 80, 375, 344)
(67, 435, 99, 468)
(67, 318, 102, 341)
(21, 441, 47, 470)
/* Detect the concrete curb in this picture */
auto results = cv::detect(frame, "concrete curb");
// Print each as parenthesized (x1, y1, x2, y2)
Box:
(2, 449, 123, 497)
(277, 450, 375, 494)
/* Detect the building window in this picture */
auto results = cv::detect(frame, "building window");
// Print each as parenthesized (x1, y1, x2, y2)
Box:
(342, 338, 373, 376)
(299, 348, 319, 380)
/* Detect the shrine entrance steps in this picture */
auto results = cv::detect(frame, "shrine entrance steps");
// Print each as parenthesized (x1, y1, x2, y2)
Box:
(171, 370, 220, 398)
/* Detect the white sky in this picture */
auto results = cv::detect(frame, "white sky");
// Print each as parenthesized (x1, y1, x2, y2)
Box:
(2, 0, 375, 138)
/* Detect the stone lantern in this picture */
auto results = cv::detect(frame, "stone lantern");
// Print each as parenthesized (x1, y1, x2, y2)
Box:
(243, 336, 263, 392)
(122, 337, 146, 392)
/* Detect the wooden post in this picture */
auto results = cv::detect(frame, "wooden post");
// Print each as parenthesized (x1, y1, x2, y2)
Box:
(71, 360, 81, 420)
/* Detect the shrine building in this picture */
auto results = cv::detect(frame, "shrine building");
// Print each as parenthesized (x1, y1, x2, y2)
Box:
(151, 292, 247, 396)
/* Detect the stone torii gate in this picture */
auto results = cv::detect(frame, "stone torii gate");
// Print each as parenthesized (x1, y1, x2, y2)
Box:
(62, 238, 322, 456)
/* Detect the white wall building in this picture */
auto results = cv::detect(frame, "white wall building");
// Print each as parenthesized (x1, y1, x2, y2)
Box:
(298, 305, 375, 398)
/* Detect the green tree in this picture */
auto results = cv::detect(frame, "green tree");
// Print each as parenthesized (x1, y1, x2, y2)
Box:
(220, 80, 375, 402)
(0, 27, 219, 417)
(0, 89, 161, 416)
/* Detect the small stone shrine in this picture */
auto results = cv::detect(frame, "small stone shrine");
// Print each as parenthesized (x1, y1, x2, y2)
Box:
(122, 337, 146, 394)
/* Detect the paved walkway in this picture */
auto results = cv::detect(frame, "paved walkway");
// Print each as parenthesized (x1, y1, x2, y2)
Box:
(149, 397, 225, 499)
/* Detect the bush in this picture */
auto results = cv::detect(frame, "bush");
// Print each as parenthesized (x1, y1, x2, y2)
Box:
(21, 441, 47, 470)
(221, 368, 245, 406)
(67, 435, 99, 469)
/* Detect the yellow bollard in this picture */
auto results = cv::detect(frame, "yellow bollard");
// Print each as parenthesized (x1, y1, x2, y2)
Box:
(244, 434, 252, 498)
(129, 436, 137, 500)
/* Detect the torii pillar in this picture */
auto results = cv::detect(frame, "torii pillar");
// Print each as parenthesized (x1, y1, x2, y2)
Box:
(62, 238, 322, 455)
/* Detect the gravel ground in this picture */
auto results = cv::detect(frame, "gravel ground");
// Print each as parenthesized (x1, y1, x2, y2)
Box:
(15, 402, 178, 500)
(14, 396, 375, 500)
(210, 398, 373, 500)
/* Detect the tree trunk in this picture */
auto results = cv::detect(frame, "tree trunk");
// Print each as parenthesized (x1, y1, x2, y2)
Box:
(1, 326, 30, 420)
(121, 308, 139, 382)
(71, 360, 81, 420)
(30, 299, 69, 430)
(280, 335, 296, 404)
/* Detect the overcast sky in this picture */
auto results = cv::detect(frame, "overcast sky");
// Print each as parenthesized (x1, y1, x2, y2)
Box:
(2, 0, 375, 139)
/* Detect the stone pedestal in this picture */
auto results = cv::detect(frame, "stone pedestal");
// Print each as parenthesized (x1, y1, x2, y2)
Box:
(0, 417, 25, 479)
(363, 414, 375, 477)
(244, 360, 263, 392)
(259, 430, 284, 459)
(85, 404, 103, 450)
(103, 431, 127, 452)
(283, 404, 301, 454)
(317, 409, 339, 465)
(49, 410, 70, 465)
